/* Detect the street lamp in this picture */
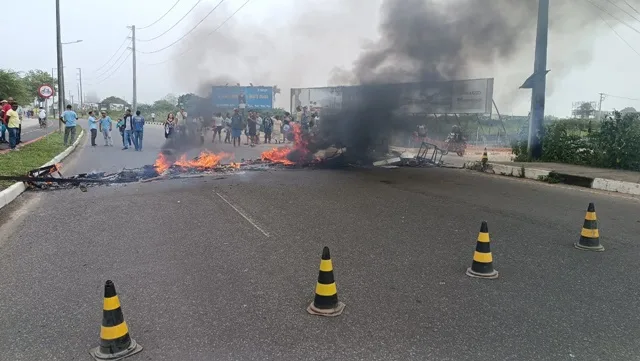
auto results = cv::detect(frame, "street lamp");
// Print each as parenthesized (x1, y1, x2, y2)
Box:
(61, 39, 83, 45)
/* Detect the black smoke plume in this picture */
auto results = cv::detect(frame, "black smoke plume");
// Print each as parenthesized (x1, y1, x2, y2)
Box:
(172, 0, 603, 162)
(314, 0, 602, 161)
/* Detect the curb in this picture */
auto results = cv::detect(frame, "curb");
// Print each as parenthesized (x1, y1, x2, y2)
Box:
(592, 178, 640, 195)
(0, 129, 85, 210)
(464, 161, 640, 196)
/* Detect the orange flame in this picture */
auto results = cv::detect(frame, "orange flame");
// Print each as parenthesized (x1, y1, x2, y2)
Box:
(153, 150, 231, 173)
(261, 146, 294, 165)
(260, 123, 311, 165)
(230, 162, 241, 169)
(154, 153, 171, 173)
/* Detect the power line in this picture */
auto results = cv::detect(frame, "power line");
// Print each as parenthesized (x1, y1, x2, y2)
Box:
(586, 0, 640, 35)
(89, 47, 130, 80)
(138, 0, 205, 42)
(91, 35, 130, 73)
(603, 0, 640, 23)
(596, 9, 640, 58)
(602, 93, 640, 101)
(138, 0, 182, 30)
(140, 0, 250, 65)
(87, 53, 131, 86)
(624, 0, 640, 15)
(138, 0, 225, 53)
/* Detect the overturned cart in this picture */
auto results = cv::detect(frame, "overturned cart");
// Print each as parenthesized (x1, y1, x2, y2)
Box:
(415, 141, 447, 165)
(377, 141, 447, 167)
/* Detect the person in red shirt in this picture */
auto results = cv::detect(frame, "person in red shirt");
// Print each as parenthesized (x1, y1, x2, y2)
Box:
(0, 99, 10, 143)
(2, 98, 13, 119)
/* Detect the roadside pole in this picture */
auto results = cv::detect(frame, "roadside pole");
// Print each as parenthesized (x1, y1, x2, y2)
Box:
(55, 0, 64, 132)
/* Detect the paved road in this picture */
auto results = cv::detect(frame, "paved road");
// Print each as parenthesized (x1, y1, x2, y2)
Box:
(0, 118, 57, 151)
(1, 124, 640, 360)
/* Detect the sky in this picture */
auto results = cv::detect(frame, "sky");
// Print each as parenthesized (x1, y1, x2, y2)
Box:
(8, 0, 640, 117)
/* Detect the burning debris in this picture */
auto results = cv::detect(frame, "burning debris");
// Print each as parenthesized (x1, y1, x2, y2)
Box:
(2, 128, 348, 192)
(0, 122, 435, 193)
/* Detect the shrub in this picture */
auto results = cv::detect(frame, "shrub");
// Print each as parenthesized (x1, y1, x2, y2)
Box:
(510, 112, 640, 171)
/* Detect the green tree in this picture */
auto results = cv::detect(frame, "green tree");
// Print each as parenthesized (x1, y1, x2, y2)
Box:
(177, 93, 196, 107)
(163, 93, 178, 106)
(22, 69, 56, 101)
(0, 69, 29, 105)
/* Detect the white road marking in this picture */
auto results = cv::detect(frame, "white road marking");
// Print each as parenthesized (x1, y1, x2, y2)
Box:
(215, 192, 270, 237)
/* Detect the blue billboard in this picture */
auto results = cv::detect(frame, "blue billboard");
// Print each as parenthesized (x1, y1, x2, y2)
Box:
(212, 86, 273, 109)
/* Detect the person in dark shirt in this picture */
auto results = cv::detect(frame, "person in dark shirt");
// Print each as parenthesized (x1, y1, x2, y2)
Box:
(247, 113, 257, 147)
(262, 113, 273, 144)
(230, 108, 243, 147)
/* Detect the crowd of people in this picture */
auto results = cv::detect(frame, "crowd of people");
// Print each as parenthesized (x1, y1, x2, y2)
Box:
(0, 98, 22, 151)
(87, 108, 146, 151)
(0, 96, 322, 153)
(161, 108, 311, 148)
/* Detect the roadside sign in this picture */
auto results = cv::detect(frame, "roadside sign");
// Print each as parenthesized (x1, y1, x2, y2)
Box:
(38, 84, 55, 99)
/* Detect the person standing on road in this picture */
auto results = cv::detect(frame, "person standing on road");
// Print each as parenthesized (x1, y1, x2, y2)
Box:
(1, 99, 12, 143)
(99, 111, 113, 146)
(132, 110, 145, 151)
(61, 104, 78, 146)
(231, 108, 243, 147)
(176, 107, 187, 138)
(263, 113, 273, 144)
(88, 111, 98, 146)
(247, 112, 258, 147)
(5, 102, 21, 151)
(121, 109, 134, 150)
(212, 112, 223, 143)
(16, 104, 23, 144)
(223, 112, 232, 143)
(151, 112, 155, 123)
(164, 112, 175, 139)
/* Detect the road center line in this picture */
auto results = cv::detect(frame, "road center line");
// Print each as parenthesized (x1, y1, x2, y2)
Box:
(215, 192, 270, 237)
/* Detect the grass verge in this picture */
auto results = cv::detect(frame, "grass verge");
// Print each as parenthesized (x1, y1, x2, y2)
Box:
(0, 127, 82, 189)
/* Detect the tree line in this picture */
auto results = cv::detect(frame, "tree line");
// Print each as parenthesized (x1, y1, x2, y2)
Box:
(0, 69, 57, 105)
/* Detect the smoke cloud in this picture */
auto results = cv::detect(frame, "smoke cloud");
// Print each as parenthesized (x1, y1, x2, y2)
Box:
(172, 0, 604, 160)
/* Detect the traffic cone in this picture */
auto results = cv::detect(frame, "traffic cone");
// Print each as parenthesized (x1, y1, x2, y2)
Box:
(574, 202, 604, 251)
(481, 148, 488, 165)
(466, 221, 499, 279)
(307, 246, 345, 317)
(89, 280, 143, 360)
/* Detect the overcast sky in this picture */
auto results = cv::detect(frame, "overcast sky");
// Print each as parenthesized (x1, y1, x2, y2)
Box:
(8, 0, 640, 116)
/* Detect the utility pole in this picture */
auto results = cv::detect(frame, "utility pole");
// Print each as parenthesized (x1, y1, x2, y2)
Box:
(129, 25, 138, 114)
(528, 0, 549, 159)
(77, 68, 83, 110)
(55, 0, 65, 131)
(597, 93, 605, 120)
(70, 91, 74, 109)
(520, 0, 549, 159)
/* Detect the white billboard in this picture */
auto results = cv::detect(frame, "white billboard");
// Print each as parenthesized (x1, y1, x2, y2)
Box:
(290, 87, 343, 112)
(291, 78, 494, 115)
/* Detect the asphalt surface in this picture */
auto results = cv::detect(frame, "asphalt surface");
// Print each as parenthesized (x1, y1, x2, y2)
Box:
(0, 118, 56, 151)
(1, 124, 640, 360)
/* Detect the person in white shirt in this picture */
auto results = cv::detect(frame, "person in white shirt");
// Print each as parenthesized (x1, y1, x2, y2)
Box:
(212, 113, 224, 143)
(38, 107, 47, 128)
(176, 108, 187, 137)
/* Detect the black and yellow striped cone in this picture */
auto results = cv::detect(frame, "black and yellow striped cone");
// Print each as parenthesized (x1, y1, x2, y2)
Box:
(89, 280, 143, 360)
(574, 202, 604, 251)
(307, 246, 345, 317)
(481, 148, 488, 165)
(466, 221, 499, 279)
